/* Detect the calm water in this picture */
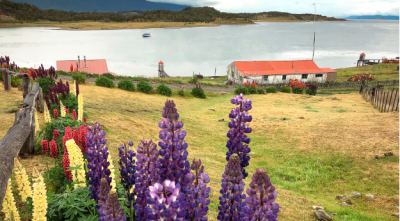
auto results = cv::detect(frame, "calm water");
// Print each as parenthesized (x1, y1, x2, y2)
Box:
(0, 19, 398, 77)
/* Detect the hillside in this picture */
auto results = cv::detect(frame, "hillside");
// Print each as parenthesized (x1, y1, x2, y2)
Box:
(253, 11, 346, 22)
(345, 15, 399, 20)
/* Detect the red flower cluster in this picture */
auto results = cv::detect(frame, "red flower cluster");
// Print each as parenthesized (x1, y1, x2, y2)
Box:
(72, 109, 77, 121)
(244, 81, 259, 88)
(83, 117, 87, 122)
(50, 140, 58, 159)
(54, 108, 59, 120)
(63, 153, 73, 181)
(290, 79, 305, 89)
(65, 108, 69, 115)
(73, 127, 79, 146)
(53, 129, 60, 140)
(42, 140, 48, 154)
(79, 125, 88, 154)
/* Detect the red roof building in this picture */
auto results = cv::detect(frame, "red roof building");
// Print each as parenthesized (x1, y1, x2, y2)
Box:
(227, 60, 337, 85)
(56, 59, 116, 76)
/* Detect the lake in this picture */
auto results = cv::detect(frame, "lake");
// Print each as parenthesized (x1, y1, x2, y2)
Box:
(0, 19, 398, 77)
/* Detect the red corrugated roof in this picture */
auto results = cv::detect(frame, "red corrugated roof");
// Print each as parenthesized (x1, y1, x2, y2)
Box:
(360, 53, 365, 55)
(56, 59, 116, 75)
(158, 61, 164, 64)
(233, 60, 336, 76)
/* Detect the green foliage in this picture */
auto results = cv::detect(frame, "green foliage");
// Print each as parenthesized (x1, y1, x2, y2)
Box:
(95, 76, 115, 88)
(248, 86, 258, 94)
(72, 73, 86, 84)
(130, 77, 149, 82)
(234, 86, 250, 95)
(36, 75, 56, 94)
(0, 72, 4, 81)
(58, 93, 79, 115)
(44, 160, 72, 194)
(10, 75, 22, 87)
(266, 86, 278, 93)
(306, 88, 317, 95)
(85, 73, 99, 78)
(118, 80, 135, 92)
(102, 73, 116, 80)
(189, 75, 198, 84)
(47, 186, 99, 221)
(257, 88, 265, 94)
(137, 81, 153, 94)
(55, 70, 69, 76)
(178, 89, 185, 96)
(292, 86, 304, 94)
(191, 87, 206, 98)
(157, 84, 172, 96)
(280, 86, 291, 93)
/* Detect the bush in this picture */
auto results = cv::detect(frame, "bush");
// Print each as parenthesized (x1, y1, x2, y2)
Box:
(36, 75, 56, 94)
(257, 88, 265, 94)
(280, 86, 291, 93)
(85, 73, 99, 78)
(191, 87, 206, 98)
(55, 70, 69, 76)
(306, 84, 318, 96)
(266, 86, 277, 93)
(95, 76, 115, 88)
(11, 75, 22, 87)
(178, 89, 185, 96)
(102, 73, 116, 80)
(174, 80, 183, 84)
(157, 84, 172, 96)
(130, 77, 149, 82)
(44, 161, 72, 194)
(292, 86, 304, 94)
(234, 86, 250, 95)
(189, 75, 198, 84)
(72, 73, 86, 84)
(248, 86, 258, 94)
(118, 80, 135, 92)
(137, 81, 153, 94)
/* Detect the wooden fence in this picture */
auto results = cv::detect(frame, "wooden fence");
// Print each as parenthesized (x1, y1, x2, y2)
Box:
(262, 80, 399, 90)
(362, 87, 399, 112)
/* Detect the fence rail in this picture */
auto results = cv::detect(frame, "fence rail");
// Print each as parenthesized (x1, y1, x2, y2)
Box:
(262, 80, 399, 90)
(362, 87, 399, 113)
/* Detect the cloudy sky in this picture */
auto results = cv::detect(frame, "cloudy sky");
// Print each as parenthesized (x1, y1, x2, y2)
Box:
(149, 0, 399, 17)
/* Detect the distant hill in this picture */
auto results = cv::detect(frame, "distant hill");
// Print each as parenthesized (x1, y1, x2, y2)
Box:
(7, 0, 191, 12)
(345, 15, 399, 20)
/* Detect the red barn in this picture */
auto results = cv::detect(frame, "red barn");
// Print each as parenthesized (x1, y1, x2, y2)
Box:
(56, 57, 116, 76)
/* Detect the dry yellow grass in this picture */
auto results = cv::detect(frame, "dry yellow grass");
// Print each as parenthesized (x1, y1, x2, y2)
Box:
(0, 82, 398, 220)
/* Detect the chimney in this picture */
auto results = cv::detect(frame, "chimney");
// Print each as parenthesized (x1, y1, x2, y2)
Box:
(84, 56, 86, 67)
(255, 67, 257, 75)
(78, 56, 80, 68)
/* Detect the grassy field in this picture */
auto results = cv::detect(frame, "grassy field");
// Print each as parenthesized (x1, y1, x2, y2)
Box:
(1, 81, 398, 220)
(336, 64, 399, 83)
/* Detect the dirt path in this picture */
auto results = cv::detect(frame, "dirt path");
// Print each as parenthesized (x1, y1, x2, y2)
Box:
(58, 75, 237, 93)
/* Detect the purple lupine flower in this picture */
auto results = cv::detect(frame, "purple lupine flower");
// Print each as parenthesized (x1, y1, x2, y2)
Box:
(98, 178, 111, 207)
(86, 122, 112, 203)
(217, 154, 246, 221)
(157, 100, 191, 188)
(243, 168, 279, 221)
(98, 190, 127, 221)
(118, 141, 136, 215)
(226, 93, 252, 179)
(44, 94, 51, 110)
(76, 80, 79, 97)
(134, 138, 160, 220)
(145, 180, 187, 220)
(48, 85, 52, 94)
(54, 92, 59, 106)
(185, 159, 211, 220)
(53, 82, 58, 93)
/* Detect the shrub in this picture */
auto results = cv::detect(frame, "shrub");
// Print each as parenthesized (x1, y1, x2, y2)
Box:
(280, 86, 291, 93)
(36, 75, 56, 94)
(266, 86, 277, 93)
(191, 84, 206, 98)
(102, 73, 116, 80)
(58, 92, 79, 114)
(234, 86, 250, 95)
(189, 74, 198, 84)
(85, 73, 99, 78)
(44, 160, 72, 194)
(0, 72, 3, 81)
(157, 84, 172, 96)
(292, 86, 304, 94)
(72, 73, 86, 84)
(118, 80, 135, 92)
(55, 70, 69, 76)
(95, 76, 115, 88)
(130, 77, 149, 82)
(137, 81, 153, 94)
(11, 75, 22, 87)
(249, 86, 258, 94)
(306, 84, 318, 95)
(257, 88, 265, 94)
(174, 80, 183, 84)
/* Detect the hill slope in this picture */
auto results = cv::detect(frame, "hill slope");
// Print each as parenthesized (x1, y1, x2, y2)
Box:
(345, 15, 399, 20)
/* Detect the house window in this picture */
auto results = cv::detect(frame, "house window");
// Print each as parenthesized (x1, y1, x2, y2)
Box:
(316, 74, 323, 77)
(302, 74, 308, 79)
(264, 75, 268, 81)
(239, 76, 243, 81)
(282, 75, 287, 80)
(231, 71, 235, 78)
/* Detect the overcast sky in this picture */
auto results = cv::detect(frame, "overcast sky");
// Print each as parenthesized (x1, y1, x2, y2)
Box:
(149, 0, 399, 17)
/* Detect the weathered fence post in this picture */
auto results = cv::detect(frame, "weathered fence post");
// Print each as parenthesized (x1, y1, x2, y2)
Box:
(22, 76, 31, 98)
(383, 91, 390, 112)
(392, 89, 399, 112)
(36, 87, 44, 113)
(387, 89, 394, 112)
(4, 72, 11, 91)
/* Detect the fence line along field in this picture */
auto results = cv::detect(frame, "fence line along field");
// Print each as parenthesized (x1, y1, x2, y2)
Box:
(362, 88, 399, 113)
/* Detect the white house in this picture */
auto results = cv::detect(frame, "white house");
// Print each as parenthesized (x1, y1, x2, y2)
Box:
(227, 60, 337, 85)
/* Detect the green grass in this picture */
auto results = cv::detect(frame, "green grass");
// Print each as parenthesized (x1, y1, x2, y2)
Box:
(335, 63, 399, 83)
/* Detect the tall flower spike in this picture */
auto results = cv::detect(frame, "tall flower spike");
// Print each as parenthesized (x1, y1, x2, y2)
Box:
(243, 168, 279, 221)
(72, 109, 77, 121)
(53, 129, 60, 140)
(73, 127, 79, 146)
(32, 168, 47, 221)
(44, 103, 51, 123)
(1, 179, 21, 221)
(62, 152, 73, 181)
(53, 108, 58, 120)
(85, 121, 112, 202)
(145, 180, 187, 220)
(65, 139, 86, 189)
(133, 139, 158, 220)
(14, 158, 33, 202)
(42, 140, 48, 155)
(217, 154, 246, 221)
(98, 191, 126, 221)
(227, 93, 252, 178)
(78, 94, 83, 122)
(60, 101, 66, 117)
(34, 111, 40, 133)
(79, 125, 88, 154)
(76, 80, 80, 97)
(50, 140, 58, 159)
(107, 150, 117, 192)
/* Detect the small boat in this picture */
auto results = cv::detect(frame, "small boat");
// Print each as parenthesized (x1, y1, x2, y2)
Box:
(142, 33, 151, 37)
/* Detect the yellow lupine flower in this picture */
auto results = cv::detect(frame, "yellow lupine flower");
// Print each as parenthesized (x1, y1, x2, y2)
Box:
(70, 81, 76, 97)
(34, 111, 40, 133)
(65, 139, 86, 189)
(60, 101, 66, 117)
(43, 104, 51, 123)
(77, 94, 83, 122)
(32, 168, 47, 221)
(1, 179, 21, 221)
(106, 150, 117, 192)
(13, 158, 32, 202)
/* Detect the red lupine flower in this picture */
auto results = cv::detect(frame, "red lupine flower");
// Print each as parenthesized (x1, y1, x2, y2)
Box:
(54, 108, 59, 120)
(73, 127, 79, 146)
(31, 67, 33, 71)
(65, 108, 69, 115)
(53, 129, 60, 140)
(22, 69, 25, 73)
(63, 152, 73, 181)
(62, 135, 68, 153)
(1, 65, 3, 68)
(19, 70, 21, 73)
(79, 125, 88, 154)
(72, 110, 77, 121)
(5, 63, 7, 68)
(42, 140, 48, 154)
(70, 64, 73, 72)
(83, 116, 87, 122)
(65, 126, 73, 139)
(50, 140, 58, 159)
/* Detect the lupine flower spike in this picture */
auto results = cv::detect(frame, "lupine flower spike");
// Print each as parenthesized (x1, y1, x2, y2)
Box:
(32, 168, 47, 221)
(53, 129, 60, 140)
(53, 108, 58, 120)
(65, 139, 86, 189)
(14, 158, 33, 202)
(79, 125, 88, 154)
(50, 140, 58, 159)
(1, 179, 21, 221)
(60, 101, 66, 117)
(98, 190, 126, 221)
(42, 140, 48, 155)
(34, 111, 40, 133)
(78, 94, 83, 122)
(72, 109, 77, 121)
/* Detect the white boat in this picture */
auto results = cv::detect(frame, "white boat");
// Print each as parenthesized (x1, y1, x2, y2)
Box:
(142, 33, 151, 37)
